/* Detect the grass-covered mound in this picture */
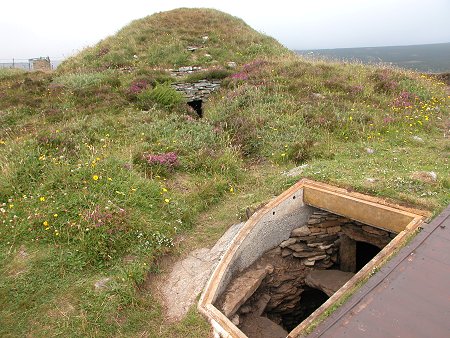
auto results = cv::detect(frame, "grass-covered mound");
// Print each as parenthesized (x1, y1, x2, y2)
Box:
(0, 9, 449, 338)
(58, 8, 288, 73)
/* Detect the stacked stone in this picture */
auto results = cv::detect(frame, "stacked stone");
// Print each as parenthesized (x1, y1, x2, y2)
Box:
(279, 211, 349, 268)
(171, 80, 221, 101)
(168, 66, 203, 77)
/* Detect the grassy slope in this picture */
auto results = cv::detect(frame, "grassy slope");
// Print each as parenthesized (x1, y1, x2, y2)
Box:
(58, 8, 287, 73)
(1, 9, 449, 338)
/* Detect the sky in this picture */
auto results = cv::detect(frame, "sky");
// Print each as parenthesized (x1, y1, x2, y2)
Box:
(1, 0, 449, 61)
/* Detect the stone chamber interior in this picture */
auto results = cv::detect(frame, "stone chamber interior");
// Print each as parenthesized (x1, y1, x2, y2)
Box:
(215, 207, 397, 337)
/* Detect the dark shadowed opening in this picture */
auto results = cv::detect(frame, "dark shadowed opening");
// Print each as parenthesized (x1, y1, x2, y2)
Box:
(266, 287, 329, 332)
(356, 241, 381, 271)
(188, 100, 203, 118)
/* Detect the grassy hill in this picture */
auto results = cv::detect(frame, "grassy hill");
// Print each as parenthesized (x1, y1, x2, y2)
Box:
(1, 8, 449, 337)
(59, 8, 287, 73)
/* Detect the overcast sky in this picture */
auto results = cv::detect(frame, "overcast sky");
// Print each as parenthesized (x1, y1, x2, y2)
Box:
(1, 0, 449, 61)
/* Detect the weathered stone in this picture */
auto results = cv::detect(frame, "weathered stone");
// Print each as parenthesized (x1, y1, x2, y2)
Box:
(317, 234, 339, 241)
(254, 294, 271, 316)
(307, 242, 324, 248)
(362, 225, 388, 236)
(288, 243, 311, 252)
(319, 220, 344, 228)
(365, 177, 378, 184)
(231, 314, 240, 325)
(342, 224, 391, 249)
(240, 305, 252, 314)
(310, 227, 326, 234)
(307, 218, 322, 225)
(283, 164, 308, 177)
(291, 225, 311, 237)
(293, 251, 322, 258)
(303, 260, 315, 266)
(281, 248, 292, 257)
(327, 226, 341, 234)
(268, 246, 282, 255)
(94, 277, 112, 291)
(305, 270, 355, 297)
(316, 261, 334, 269)
(313, 211, 330, 216)
(171, 79, 221, 102)
(339, 234, 356, 272)
(312, 93, 325, 99)
(222, 267, 268, 317)
(307, 254, 327, 262)
(295, 235, 318, 241)
(280, 238, 297, 248)
(227, 61, 237, 68)
(265, 265, 274, 274)
(319, 243, 334, 250)
(240, 315, 288, 338)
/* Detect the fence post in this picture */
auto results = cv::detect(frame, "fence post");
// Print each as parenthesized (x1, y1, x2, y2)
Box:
(12, 58, 15, 68)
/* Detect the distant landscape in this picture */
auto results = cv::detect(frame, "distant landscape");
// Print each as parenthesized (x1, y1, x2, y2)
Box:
(296, 42, 450, 73)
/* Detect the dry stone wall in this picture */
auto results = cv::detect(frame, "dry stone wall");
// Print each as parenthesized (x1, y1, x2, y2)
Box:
(171, 80, 221, 101)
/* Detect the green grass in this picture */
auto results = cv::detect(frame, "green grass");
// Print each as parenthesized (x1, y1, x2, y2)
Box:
(57, 8, 288, 73)
(1, 8, 449, 338)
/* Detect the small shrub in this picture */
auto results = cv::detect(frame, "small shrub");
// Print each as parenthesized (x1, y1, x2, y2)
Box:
(371, 69, 399, 94)
(286, 138, 315, 164)
(143, 152, 179, 169)
(392, 91, 417, 108)
(136, 84, 183, 110)
(138, 151, 180, 177)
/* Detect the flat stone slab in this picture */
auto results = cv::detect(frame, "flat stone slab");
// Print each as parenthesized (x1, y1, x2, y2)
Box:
(305, 270, 355, 297)
(221, 267, 269, 318)
(240, 315, 288, 338)
(160, 222, 244, 321)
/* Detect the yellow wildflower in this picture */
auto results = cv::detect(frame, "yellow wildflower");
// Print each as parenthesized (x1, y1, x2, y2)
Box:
(164, 198, 170, 203)
(92, 175, 99, 181)
(53, 214, 58, 218)
(43, 221, 49, 226)
(229, 186, 234, 193)
(39, 196, 45, 202)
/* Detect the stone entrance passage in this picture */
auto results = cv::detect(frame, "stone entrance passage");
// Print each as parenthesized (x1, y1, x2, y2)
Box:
(215, 208, 397, 336)
(187, 99, 203, 117)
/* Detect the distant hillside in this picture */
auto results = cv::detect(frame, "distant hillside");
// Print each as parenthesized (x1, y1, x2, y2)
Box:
(297, 43, 450, 73)
(59, 8, 288, 73)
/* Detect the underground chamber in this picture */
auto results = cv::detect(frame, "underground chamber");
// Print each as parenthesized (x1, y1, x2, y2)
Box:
(198, 179, 426, 338)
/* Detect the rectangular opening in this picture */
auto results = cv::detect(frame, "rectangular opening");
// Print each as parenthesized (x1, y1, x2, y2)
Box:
(198, 179, 427, 338)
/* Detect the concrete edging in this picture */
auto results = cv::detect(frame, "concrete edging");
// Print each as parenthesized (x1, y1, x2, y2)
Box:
(198, 179, 428, 338)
